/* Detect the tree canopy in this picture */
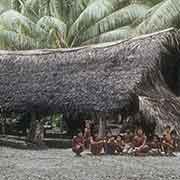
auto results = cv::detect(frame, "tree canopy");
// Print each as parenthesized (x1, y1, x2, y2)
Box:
(0, 0, 179, 50)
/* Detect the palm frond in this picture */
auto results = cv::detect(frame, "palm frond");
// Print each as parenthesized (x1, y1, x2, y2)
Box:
(68, 0, 96, 25)
(11, 0, 22, 12)
(131, 0, 165, 27)
(77, 4, 149, 46)
(0, 10, 41, 38)
(22, 0, 50, 22)
(67, 0, 129, 46)
(36, 16, 67, 48)
(36, 16, 67, 35)
(131, 0, 163, 6)
(0, 0, 11, 14)
(0, 6, 4, 15)
(0, 27, 39, 50)
(49, 0, 73, 24)
(81, 26, 131, 45)
(0, 0, 11, 10)
(136, 0, 180, 35)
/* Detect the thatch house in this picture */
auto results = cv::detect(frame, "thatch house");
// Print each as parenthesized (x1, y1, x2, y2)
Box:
(0, 28, 180, 142)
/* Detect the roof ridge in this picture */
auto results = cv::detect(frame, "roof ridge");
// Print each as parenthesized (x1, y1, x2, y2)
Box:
(0, 27, 176, 55)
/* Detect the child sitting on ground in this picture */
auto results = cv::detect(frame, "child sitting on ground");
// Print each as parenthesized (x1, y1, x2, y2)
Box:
(90, 132, 104, 155)
(161, 125, 175, 155)
(148, 134, 161, 155)
(115, 135, 125, 154)
(122, 130, 134, 154)
(105, 135, 117, 155)
(131, 128, 149, 155)
(104, 131, 112, 154)
(72, 130, 84, 156)
(171, 130, 178, 151)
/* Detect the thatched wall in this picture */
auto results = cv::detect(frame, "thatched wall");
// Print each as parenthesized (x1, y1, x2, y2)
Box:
(139, 96, 180, 136)
(0, 28, 180, 135)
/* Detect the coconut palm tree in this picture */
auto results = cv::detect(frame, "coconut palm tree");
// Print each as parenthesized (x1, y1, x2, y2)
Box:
(0, 0, 179, 50)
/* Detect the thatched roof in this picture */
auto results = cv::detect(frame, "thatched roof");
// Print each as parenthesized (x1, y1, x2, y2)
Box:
(139, 96, 180, 136)
(0, 28, 180, 134)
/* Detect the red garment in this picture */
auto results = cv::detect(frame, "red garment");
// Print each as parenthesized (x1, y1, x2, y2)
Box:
(72, 136, 84, 154)
(133, 135, 146, 147)
(90, 136, 104, 155)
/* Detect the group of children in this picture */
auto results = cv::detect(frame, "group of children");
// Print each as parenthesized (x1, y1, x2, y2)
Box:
(72, 121, 177, 157)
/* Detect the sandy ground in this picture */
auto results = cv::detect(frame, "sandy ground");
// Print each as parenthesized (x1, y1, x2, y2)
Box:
(0, 147, 180, 180)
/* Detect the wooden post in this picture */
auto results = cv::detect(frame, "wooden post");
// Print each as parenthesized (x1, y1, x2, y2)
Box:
(98, 113, 106, 138)
(118, 114, 122, 124)
(2, 115, 6, 136)
(59, 114, 64, 133)
(0, 108, 6, 137)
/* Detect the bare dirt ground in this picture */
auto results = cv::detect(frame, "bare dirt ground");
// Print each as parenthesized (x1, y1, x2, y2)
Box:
(0, 147, 180, 180)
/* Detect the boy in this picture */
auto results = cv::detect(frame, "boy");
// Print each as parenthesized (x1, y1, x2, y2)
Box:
(132, 128, 149, 155)
(105, 135, 117, 155)
(161, 125, 175, 155)
(72, 130, 84, 156)
(90, 132, 104, 155)
(122, 130, 134, 154)
(148, 134, 161, 155)
(104, 131, 112, 154)
(115, 135, 125, 154)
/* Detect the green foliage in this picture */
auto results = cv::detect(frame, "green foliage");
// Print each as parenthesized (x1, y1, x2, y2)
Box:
(82, 26, 131, 45)
(135, 0, 180, 35)
(0, 27, 39, 50)
(0, 10, 43, 49)
(11, 0, 22, 12)
(0, 10, 38, 37)
(0, 0, 180, 49)
(67, 0, 129, 46)
(22, 0, 51, 22)
(78, 4, 149, 46)
(52, 113, 63, 128)
(0, 6, 4, 15)
(36, 16, 67, 48)
(131, 0, 163, 6)
(68, 0, 95, 26)
(0, 0, 11, 14)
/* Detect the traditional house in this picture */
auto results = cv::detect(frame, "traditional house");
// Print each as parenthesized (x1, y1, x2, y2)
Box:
(0, 28, 180, 144)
